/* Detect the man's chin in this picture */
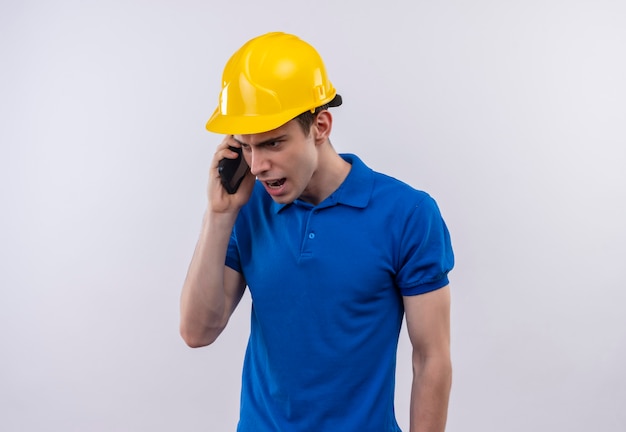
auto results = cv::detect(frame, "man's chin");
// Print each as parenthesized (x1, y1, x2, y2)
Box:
(262, 180, 294, 203)
(268, 194, 294, 205)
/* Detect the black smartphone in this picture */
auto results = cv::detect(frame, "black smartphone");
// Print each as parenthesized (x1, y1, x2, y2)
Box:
(218, 146, 249, 194)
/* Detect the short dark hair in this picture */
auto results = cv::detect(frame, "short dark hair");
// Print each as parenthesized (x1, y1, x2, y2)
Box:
(293, 104, 330, 136)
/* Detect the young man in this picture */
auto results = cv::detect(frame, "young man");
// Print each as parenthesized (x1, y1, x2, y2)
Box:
(180, 32, 454, 432)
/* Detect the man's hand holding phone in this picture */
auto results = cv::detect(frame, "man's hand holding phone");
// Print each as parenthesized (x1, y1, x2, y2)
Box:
(208, 136, 255, 214)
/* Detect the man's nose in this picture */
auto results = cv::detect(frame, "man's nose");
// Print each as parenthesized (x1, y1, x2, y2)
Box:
(248, 149, 269, 176)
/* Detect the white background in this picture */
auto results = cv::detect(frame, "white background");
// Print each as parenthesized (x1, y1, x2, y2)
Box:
(1, 1, 625, 431)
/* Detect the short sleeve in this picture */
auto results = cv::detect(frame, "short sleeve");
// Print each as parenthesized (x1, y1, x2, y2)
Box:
(396, 194, 454, 296)
(225, 226, 243, 274)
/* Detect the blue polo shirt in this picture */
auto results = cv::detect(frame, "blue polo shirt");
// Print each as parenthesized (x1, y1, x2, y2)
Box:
(226, 154, 454, 432)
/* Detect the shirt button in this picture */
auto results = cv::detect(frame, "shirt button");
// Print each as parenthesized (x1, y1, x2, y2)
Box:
(308, 233, 315, 239)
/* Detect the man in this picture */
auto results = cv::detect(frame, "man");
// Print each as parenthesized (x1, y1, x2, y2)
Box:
(180, 32, 454, 432)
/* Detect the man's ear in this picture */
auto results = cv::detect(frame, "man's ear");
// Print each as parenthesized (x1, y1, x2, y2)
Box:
(313, 110, 333, 143)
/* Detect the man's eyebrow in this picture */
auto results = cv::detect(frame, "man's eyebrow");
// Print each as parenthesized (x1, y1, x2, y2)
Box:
(233, 135, 288, 147)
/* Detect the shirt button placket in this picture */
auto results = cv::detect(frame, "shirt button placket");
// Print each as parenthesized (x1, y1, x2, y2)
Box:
(301, 208, 318, 258)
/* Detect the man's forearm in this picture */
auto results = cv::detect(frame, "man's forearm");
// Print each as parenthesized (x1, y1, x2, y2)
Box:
(409, 354, 452, 432)
(179, 210, 238, 347)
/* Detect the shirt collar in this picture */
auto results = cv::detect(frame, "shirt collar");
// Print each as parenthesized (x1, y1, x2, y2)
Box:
(272, 153, 374, 213)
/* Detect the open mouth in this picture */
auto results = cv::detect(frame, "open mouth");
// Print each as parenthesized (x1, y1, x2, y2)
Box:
(266, 178, 286, 189)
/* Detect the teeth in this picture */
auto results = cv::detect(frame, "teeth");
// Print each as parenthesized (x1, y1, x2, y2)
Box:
(267, 179, 285, 188)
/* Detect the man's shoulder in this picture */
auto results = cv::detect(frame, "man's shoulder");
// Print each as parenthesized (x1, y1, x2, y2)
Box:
(369, 169, 433, 207)
(342, 153, 433, 207)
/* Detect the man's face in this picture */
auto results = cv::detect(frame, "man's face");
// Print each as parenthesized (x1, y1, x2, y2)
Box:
(233, 119, 319, 204)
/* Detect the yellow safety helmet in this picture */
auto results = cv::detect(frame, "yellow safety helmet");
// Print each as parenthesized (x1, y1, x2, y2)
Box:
(205, 32, 342, 135)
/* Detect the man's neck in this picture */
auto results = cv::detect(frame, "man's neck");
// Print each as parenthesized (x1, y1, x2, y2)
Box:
(298, 145, 351, 205)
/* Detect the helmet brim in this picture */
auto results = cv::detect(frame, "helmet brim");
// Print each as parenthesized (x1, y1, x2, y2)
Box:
(206, 94, 343, 135)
